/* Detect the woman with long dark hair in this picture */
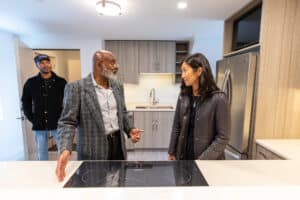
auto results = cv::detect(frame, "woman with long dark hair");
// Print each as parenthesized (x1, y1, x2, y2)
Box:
(168, 53, 230, 160)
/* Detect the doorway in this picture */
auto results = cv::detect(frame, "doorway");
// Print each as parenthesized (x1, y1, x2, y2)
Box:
(34, 49, 81, 83)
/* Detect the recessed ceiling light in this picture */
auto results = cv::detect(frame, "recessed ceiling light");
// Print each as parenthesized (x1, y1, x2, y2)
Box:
(177, 1, 187, 10)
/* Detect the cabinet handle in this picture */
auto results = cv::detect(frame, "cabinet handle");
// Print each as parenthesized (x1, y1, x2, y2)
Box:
(155, 120, 159, 131)
(258, 151, 267, 159)
(16, 116, 25, 120)
(152, 120, 154, 131)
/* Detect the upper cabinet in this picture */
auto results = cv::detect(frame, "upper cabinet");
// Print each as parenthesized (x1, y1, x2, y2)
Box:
(105, 40, 139, 84)
(139, 41, 175, 73)
(105, 40, 186, 83)
(223, 0, 262, 56)
(175, 41, 189, 83)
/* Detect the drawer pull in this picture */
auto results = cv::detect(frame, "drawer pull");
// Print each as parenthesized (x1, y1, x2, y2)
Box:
(259, 151, 267, 159)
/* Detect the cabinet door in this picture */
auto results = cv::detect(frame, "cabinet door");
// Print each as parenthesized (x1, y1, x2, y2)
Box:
(256, 144, 284, 160)
(132, 112, 144, 149)
(125, 112, 134, 150)
(157, 41, 175, 73)
(133, 112, 153, 149)
(105, 41, 139, 84)
(139, 41, 175, 73)
(152, 111, 175, 148)
(105, 41, 123, 82)
(138, 41, 155, 73)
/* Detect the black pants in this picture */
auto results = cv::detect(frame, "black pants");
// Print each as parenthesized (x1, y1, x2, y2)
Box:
(107, 130, 124, 160)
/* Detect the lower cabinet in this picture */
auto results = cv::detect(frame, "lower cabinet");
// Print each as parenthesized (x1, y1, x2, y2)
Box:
(256, 143, 284, 160)
(133, 111, 175, 149)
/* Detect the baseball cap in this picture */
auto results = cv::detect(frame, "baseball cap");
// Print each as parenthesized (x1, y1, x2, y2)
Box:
(34, 54, 50, 65)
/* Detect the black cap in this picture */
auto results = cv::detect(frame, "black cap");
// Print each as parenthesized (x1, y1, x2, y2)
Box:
(34, 54, 50, 65)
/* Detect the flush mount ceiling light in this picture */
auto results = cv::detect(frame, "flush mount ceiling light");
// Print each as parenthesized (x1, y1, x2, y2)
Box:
(177, 1, 187, 10)
(96, 0, 122, 16)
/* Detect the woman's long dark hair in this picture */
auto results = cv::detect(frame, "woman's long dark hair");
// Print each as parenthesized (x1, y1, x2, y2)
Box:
(180, 53, 219, 97)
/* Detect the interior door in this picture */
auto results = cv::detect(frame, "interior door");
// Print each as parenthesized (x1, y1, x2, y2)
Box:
(0, 36, 27, 160)
(15, 39, 38, 160)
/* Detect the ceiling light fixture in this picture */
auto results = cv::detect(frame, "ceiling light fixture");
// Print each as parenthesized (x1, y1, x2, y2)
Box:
(96, 0, 122, 16)
(177, 1, 187, 10)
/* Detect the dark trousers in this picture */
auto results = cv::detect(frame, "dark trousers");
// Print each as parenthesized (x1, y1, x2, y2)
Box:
(107, 130, 124, 160)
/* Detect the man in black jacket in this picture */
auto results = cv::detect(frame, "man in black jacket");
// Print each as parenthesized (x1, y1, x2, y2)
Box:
(21, 54, 67, 160)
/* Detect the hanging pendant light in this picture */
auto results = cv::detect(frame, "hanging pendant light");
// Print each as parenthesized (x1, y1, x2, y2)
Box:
(96, 0, 122, 16)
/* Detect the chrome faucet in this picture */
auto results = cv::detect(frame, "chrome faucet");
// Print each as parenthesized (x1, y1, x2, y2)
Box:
(149, 88, 159, 105)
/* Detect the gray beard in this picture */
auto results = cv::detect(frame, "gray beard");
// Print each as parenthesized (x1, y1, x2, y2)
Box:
(102, 68, 117, 80)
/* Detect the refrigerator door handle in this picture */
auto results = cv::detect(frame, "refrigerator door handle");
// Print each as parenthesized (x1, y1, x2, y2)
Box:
(221, 70, 229, 91)
(227, 71, 232, 106)
(221, 69, 232, 106)
(225, 147, 242, 160)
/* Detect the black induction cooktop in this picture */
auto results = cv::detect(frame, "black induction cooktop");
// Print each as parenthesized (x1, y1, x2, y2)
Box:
(64, 161, 208, 187)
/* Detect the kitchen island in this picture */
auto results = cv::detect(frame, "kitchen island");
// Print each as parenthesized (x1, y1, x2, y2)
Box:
(1, 160, 300, 199)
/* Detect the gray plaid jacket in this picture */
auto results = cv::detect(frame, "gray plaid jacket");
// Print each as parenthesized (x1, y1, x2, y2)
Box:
(57, 74, 133, 160)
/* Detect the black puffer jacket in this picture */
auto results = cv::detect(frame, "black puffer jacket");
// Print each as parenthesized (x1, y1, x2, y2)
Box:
(168, 91, 230, 160)
(21, 72, 67, 130)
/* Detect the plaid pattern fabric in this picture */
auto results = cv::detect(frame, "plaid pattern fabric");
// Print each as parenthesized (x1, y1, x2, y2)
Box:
(57, 74, 132, 160)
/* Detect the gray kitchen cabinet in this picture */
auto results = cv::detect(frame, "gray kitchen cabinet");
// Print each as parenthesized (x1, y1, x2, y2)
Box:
(133, 112, 153, 149)
(105, 40, 139, 84)
(133, 111, 174, 149)
(152, 111, 175, 148)
(125, 112, 135, 150)
(175, 41, 189, 83)
(139, 41, 175, 73)
(256, 143, 284, 160)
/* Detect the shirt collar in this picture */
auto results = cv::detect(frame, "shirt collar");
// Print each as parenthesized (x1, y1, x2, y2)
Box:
(91, 73, 112, 90)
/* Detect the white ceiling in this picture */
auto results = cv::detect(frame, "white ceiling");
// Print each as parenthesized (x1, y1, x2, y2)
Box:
(0, 0, 252, 40)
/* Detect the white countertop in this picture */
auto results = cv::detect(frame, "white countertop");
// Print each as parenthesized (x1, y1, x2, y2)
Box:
(1, 160, 300, 188)
(196, 160, 300, 186)
(0, 161, 82, 188)
(256, 139, 300, 160)
(1, 160, 300, 200)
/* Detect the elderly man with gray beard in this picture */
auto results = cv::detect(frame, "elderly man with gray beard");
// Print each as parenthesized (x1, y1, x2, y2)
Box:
(56, 50, 143, 182)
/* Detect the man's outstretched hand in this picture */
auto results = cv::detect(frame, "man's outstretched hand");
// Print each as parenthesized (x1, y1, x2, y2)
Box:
(56, 150, 70, 182)
(129, 128, 144, 143)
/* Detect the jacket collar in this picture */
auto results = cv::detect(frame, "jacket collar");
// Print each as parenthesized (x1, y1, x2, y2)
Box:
(90, 73, 113, 90)
(37, 71, 57, 81)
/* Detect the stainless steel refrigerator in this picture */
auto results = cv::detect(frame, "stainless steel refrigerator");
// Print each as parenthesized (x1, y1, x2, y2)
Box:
(216, 52, 259, 159)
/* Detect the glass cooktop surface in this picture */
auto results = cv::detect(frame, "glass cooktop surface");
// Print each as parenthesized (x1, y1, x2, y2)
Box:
(64, 161, 208, 187)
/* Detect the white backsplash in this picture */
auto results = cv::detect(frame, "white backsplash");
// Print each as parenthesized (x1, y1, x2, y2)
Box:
(124, 74, 181, 106)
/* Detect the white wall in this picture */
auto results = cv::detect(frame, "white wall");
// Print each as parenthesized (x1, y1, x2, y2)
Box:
(0, 30, 24, 160)
(190, 21, 224, 78)
(124, 74, 180, 106)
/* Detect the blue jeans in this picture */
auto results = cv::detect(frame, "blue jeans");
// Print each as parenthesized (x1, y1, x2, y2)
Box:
(33, 130, 58, 160)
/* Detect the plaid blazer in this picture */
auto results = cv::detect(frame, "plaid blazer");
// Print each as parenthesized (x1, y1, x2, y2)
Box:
(57, 74, 133, 160)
